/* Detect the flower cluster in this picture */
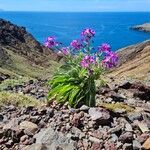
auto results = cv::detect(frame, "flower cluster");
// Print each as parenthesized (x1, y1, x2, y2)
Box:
(44, 36, 58, 49)
(47, 28, 119, 108)
(81, 28, 95, 38)
(98, 43, 118, 68)
(61, 47, 70, 55)
(70, 40, 81, 50)
(102, 51, 118, 68)
(81, 28, 95, 43)
(98, 43, 111, 52)
(81, 55, 95, 68)
(45, 28, 118, 70)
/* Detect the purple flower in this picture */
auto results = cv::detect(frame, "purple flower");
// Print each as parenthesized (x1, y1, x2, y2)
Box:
(80, 55, 95, 68)
(81, 61, 89, 68)
(102, 51, 118, 68)
(48, 36, 55, 41)
(98, 43, 111, 53)
(85, 55, 95, 63)
(44, 41, 50, 47)
(70, 40, 81, 50)
(81, 28, 95, 38)
(61, 47, 70, 55)
(44, 36, 58, 48)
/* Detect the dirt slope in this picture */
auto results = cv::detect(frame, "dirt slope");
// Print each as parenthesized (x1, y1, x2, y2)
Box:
(110, 40, 150, 81)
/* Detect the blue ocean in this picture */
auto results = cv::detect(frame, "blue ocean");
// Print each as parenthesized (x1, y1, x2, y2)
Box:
(0, 12, 150, 50)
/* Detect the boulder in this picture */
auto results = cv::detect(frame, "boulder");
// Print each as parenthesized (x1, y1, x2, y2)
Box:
(20, 121, 38, 135)
(3, 118, 19, 130)
(119, 132, 133, 143)
(33, 127, 76, 150)
(88, 107, 110, 124)
(142, 138, 150, 150)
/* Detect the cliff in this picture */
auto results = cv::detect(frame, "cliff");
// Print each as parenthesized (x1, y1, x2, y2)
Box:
(0, 19, 59, 79)
(0, 19, 58, 63)
(110, 40, 150, 81)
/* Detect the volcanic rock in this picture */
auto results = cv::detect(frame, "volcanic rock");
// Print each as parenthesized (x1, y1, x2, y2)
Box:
(119, 132, 133, 143)
(20, 121, 38, 135)
(88, 107, 110, 124)
(142, 137, 150, 150)
(133, 140, 141, 150)
(3, 118, 19, 130)
(123, 143, 133, 150)
(34, 126, 76, 150)
(91, 142, 103, 150)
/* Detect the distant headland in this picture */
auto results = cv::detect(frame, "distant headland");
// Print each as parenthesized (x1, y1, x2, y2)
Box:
(131, 23, 150, 33)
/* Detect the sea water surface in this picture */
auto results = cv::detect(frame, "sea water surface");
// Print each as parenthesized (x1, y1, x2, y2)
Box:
(0, 12, 150, 50)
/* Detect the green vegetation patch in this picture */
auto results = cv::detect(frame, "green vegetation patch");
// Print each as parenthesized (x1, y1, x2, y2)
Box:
(0, 91, 44, 109)
(98, 102, 134, 113)
(0, 77, 32, 91)
(0, 48, 60, 79)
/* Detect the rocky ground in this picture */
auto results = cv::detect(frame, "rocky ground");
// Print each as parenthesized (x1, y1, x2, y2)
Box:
(0, 77, 150, 150)
(1, 78, 48, 101)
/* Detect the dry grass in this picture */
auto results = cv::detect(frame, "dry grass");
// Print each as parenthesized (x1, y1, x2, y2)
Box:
(0, 91, 45, 109)
(109, 45, 150, 82)
(0, 77, 32, 91)
(0, 48, 60, 79)
(98, 102, 134, 113)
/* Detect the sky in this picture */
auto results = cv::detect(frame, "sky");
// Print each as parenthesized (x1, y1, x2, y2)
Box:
(0, 0, 150, 12)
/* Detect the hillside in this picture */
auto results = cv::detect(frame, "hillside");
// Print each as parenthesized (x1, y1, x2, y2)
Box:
(109, 40, 150, 82)
(0, 19, 59, 79)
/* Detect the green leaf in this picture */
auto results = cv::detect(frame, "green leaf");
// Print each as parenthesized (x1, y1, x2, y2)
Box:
(47, 59, 100, 108)
(68, 87, 80, 107)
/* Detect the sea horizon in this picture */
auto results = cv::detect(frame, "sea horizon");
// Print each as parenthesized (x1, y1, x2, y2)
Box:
(1, 11, 150, 13)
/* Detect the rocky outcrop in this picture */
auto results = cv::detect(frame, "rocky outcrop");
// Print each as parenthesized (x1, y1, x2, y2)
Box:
(0, 18, 59, 78)
(110, 40, 150, 81)
(131, 23, 150, 33)
(0, 18, 57, 63)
